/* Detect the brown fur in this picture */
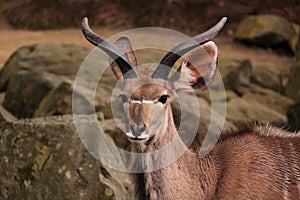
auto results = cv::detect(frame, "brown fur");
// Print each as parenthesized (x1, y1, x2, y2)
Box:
(130, 108, 300, 200)
(109, 40, 300, 200)
(108, 36, 300, 199)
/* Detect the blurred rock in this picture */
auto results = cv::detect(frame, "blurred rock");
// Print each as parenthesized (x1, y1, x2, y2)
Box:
(197, 90, 238, 105)
(34, 81, 96, 117)
(218, 57, 252, 95)
(287, 103, 300, 132)
(235, 15, 300, 54)
(0, 105, 17, 122)
(293, 23, 300, 62)
(285, 63, 300, 102)
(100, 119, 130, 150)
(251, 62, 282, 92)
(243, 84, 294, 115)
(0, 44, 116, 119)
(0, 93, 16, 122)
(3, 70, 62, 118)
(0, 44, 89, 92)
(226, 97, 287, 125)
(0, 114, 134, 200)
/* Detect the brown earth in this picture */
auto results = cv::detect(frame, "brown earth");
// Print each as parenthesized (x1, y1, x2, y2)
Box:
(0, 27, 293, 73)
(0, 28, 114, 68)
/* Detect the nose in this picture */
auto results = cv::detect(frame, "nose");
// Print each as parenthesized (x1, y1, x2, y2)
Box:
(130, 123, 146, 137)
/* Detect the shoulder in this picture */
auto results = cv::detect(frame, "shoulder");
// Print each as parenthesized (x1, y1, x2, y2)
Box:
(220, 123, 300, 142)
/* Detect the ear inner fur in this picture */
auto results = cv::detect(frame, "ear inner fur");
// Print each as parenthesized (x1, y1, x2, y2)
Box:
(172, 41, 218, 91)
(109, 36, 138, 79)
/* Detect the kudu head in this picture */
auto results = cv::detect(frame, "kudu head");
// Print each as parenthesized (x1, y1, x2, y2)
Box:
(82, 17, 226, 146)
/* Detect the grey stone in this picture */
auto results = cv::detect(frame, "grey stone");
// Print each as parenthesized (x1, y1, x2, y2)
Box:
(251, 62, 282, 92)
(287, 103, 300, 132)
(0, 114, 135, 200)
(226, 96, 287, 125)
(235, 15, 300, 54)
(285, 63, 300, 102)
(0, 44, 89, 91)
(243, 84, 294, 115)
(3, 70, 62, 118)
(218, 56, 252, 95)
(0, 44, 116, 119)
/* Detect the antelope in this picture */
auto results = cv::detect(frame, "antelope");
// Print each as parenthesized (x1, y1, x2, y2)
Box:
(82, 17, 300, 200)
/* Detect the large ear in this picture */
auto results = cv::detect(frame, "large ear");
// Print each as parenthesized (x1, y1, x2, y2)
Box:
(109, 36, 138, 79)
(171, 41, 218, 92)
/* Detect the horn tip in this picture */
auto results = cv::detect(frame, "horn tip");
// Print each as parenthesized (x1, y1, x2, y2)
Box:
(220, 17, 228, 25)
(82, 17, 88, 26)
(221, 17, 227, 21)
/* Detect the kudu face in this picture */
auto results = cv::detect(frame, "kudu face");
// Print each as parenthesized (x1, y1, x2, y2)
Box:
(121, 79, 171, 143)
(82, 17, 226, 145)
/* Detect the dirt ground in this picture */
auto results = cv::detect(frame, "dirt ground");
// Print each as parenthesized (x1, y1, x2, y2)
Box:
(0, 27, 118, 68)
(0, 26, 294, 70)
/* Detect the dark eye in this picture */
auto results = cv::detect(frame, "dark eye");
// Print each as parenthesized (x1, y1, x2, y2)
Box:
(158, 95, 169, 104)
(119, 94, 128, 103)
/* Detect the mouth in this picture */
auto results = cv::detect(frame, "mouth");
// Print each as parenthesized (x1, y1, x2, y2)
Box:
(126, 132, 150, 142)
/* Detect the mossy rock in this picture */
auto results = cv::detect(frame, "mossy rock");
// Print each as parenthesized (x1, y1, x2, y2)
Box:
(0, 44, 89, 92)
(34, 81, 97, 117)
(0, 44, 117, 119)
(226, 96, 287, 125)
(251, 62, 283, 92)
(235, 15, 300, 54)
(0, 114, 135, 200)
(0, 105, 17, 122)
(285, 63, 300, 102)
(218, 56, 252, 95)
(242, 84, 294, 115)
(287, 103, 300, 132)
(3, 70, 61, 118)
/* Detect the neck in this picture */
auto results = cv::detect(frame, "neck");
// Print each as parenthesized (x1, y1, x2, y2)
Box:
(129, 105, 220, 199)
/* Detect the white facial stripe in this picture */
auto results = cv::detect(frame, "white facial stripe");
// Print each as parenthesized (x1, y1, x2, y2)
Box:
(142, 100, 154, 104)
(123, 91, 168, 105)
(130, 100, 142, 104)
(129, 100, 155, 104)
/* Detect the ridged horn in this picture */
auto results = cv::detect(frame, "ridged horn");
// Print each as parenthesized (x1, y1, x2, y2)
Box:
(152, 17, 227, 80)
(81, 17, 137, 79)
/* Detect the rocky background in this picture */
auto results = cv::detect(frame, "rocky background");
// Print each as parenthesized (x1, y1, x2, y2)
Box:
(1, 1, 300, 199)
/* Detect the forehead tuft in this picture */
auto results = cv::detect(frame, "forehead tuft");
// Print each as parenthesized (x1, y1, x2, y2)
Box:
(134, 83, 168, 100)
(121, 64, 172, 100)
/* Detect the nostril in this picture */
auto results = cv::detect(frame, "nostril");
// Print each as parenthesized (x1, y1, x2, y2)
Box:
(140, 125, 146, 133)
